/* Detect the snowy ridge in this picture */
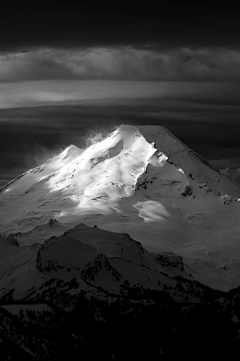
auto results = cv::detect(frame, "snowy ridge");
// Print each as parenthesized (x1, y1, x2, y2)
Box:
(0, 223, 196, 300)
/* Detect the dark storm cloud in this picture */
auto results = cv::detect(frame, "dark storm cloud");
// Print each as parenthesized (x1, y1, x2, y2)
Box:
(1, 1, 240, 51)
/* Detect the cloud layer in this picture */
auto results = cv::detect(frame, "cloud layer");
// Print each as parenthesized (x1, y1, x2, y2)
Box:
(2, 47, 240, 82)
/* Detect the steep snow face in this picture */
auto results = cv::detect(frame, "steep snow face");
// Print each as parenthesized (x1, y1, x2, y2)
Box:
(0, 125, 157, 234)
(47, 125, 156, 207)
(138, 126, 240, 196)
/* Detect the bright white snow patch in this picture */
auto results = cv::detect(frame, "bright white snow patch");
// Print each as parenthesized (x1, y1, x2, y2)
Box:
(133, 200, 170, 222)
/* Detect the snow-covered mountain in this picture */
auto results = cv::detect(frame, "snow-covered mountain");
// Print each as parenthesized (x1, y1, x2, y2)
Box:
(1, 124, 240, 359)
(1, 124, 240, 291)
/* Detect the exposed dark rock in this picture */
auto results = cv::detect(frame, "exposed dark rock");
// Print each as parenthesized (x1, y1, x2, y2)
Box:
(155, 252, 185, 272)
(181, 185, 194, 197)
(48, 218, 58, 227)
(81, 254, 122, 283)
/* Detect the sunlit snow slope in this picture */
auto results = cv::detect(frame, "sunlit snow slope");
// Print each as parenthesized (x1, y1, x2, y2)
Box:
(1, 124, 240, 290)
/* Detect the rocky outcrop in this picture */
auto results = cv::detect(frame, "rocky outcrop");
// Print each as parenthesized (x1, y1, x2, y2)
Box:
(155, 252, 185, 272)
(81, 254, 122, 283)
(0, 234, 19, 247)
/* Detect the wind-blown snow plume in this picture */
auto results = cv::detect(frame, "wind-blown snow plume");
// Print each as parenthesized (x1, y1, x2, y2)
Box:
(83, 128, 113, 148)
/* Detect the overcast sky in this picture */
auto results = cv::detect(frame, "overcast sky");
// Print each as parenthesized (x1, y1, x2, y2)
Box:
(1, 0, 240, 186)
